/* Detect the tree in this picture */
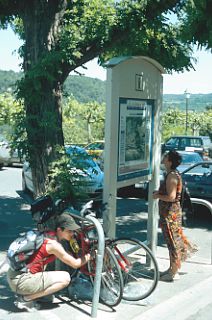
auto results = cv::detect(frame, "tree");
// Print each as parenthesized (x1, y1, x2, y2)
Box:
(0, 0, 195, 196)
(179, 0, 212, 50)
(161, 107, 185, 141)
(161, 107, 212, 141)
(0, 92, 27, 155)
(63, 98, 105, 144)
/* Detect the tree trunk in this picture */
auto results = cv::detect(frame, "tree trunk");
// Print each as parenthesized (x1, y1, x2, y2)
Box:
(21, 0, 67, 196)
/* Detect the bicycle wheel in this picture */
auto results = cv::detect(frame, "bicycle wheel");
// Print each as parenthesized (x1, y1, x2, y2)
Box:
(110, 238, 159, 301)
(88, 246, 123, 307)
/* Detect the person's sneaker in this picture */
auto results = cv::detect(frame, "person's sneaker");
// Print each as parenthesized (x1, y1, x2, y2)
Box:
(14, 296, 40, 312)
(160, 272, 180, 282)
(36, 294, 55, 303)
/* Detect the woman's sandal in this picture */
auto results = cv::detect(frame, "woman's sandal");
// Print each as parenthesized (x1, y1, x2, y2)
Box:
(160, 271, 180, 282)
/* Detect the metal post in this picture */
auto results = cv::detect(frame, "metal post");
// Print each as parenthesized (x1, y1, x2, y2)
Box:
(60, 212, 105, 318)
(147, 85, 162, 256)
(86, 215, 105, 318)
(184, 90, 190, 135)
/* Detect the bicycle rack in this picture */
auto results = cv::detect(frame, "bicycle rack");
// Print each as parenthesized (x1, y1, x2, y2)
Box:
(57, 212, 105, 318)
(190, 198, 212, 265)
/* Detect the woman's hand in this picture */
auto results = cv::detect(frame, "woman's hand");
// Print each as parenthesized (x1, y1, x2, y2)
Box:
(153, 191, 160, 199)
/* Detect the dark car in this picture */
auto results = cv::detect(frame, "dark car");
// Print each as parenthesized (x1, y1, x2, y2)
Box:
(175, 151, 203, 173)
(161, 135, 212, 160)
(134, 151, 202, 198)
(181, 161, 212, 203)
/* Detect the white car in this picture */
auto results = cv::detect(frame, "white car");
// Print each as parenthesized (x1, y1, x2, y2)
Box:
(0, 138, 21, 168)
(22, 145, 104, 195)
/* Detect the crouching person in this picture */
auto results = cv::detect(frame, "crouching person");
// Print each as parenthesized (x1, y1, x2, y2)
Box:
(7, 213, 91, 311)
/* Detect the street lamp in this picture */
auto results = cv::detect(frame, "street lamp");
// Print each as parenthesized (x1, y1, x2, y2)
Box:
(184, 90, 190, 135)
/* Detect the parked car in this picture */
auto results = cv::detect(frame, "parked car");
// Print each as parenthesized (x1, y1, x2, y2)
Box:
(22, 145, 104, 195)
(181, 161, 212, 203)
(134, 151, 203, 199)
(174, 151, 203, 173)
(0, 137, 21, 168)
(85, 141, 104, 158)
(85, 140, 105, 170)
(161, 135, 212, 160)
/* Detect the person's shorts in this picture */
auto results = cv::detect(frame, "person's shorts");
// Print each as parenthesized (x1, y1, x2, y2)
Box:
(7, 268, 69, 295)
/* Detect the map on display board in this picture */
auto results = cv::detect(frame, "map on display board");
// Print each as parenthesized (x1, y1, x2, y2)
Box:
(117, 97, 154, 181)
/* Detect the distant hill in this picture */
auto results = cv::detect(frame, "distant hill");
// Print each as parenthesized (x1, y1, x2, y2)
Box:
(0, 70, 211, 111)
(163, 93, 212, 112)
(0, 70, 106, 104)
(64, 75, 106, 104)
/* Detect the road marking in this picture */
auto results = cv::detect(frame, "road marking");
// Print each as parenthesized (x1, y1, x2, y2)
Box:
(133, 275, 212, 320)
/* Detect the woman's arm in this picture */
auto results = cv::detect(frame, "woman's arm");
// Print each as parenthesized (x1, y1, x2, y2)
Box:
(46, 240, 91, 269)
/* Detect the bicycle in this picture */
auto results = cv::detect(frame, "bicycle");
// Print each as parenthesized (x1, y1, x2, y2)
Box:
(31, 196, 124, 307)
(31, 196, 159, 305)
(78, 200, 159, 302)
(69, 219, 124, 307)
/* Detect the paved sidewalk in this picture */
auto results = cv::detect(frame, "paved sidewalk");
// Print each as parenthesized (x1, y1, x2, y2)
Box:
(1, 246, 212, 320)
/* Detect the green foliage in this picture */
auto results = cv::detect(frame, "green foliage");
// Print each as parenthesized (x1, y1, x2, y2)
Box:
(161, 107, 212, 141)
(46, 148, 91, 205)
(179, 0, 212, 50)
(47, 151, 78, 204)
(0, 70, 106, 104)
(199, 109, 212, 139)
(1, 70, 212, 113)
(64, 75, 106, 104)
(0, 92, 27, 157)
(1, 0, 211, 196)
(63, 98, 105, 144)
(0, 70, 22, 94)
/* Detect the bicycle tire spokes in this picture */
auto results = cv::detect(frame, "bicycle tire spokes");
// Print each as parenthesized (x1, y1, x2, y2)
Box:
(88, 246, 123, 307)
(111, 238, 159, 301)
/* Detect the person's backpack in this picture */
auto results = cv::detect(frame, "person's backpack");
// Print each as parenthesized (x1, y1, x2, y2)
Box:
(7, 230, 44, 272)
(180, 181, 194, 225)
(180, 182, 192, 209)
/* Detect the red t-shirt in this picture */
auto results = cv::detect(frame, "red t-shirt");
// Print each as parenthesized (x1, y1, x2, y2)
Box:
(27, 233, 56, 274)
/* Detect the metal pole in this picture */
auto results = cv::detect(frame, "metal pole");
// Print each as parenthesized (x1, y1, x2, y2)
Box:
(185, 96, 188, 134)
(86, 215, 105, 318)
(62, 212, 105, 318)
(185, 90, 190, 135)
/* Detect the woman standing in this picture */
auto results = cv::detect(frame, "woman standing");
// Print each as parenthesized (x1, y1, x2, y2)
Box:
(153, 150, 197, 282)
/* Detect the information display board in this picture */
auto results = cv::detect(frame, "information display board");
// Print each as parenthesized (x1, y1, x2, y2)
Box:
(117, 97, 154, 181)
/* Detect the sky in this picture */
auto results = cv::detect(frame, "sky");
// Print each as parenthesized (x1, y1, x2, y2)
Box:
(0, 27, 212, 94)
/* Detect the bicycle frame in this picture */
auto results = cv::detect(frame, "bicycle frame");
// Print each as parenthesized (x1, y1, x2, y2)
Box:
(73, 224, 98, 276)
(112, 245, 132, 272)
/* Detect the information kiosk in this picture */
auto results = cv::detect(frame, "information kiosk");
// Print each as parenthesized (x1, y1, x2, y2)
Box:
(103, 56, 165, 253)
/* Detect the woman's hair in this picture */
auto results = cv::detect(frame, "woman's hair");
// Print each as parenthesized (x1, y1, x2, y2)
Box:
(166, 150, 182, 169)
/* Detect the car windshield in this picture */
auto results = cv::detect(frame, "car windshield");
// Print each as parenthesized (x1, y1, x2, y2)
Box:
(183, 163, 212, 176)
(166, 137, 178, 146)
(181, 153, 202, 164)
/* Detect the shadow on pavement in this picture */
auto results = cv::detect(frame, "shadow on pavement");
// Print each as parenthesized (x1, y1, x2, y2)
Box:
(0, 193, 34, 251)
